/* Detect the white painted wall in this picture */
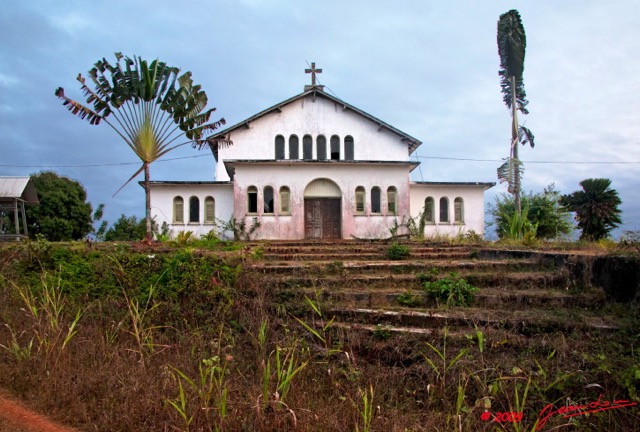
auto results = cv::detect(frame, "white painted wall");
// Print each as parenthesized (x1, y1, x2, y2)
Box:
(231, 162, 413, 239)
(148, 183, 234, 239)
(215, 94, 412, 181)
(409, 183, 490, 237)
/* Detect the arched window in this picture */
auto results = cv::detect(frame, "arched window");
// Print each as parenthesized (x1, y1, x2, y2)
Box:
(189, 196, 200, 223)
(317, 135, 327, 160)
(371, 187, 381, 213)
(424, 197, 435, 223)
(330, 135, 340, 160)
(275, 135, 285, 160)
(355, 186, 365, 213)
(289, 135, 299, 159)
(303, 135, 313, 159)
(439, 197, 449, 223)
(454, 197, 464, 224)
(204, 197, 215, 224)
(387, 186, 397, 214)
(280, 186, 290, 214)
(264, 186, 274, 214)
(247, 186, 258, 213)
(345, 135, 354, 160)
(173, 196, 184, 223)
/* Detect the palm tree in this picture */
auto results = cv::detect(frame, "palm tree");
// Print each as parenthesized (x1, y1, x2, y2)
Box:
(496, 9, 535, 214)
(560, 178, 622, 240)
(55, 53, 225, 242)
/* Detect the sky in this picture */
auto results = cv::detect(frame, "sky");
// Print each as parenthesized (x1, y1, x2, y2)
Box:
(1, 0, 639, 238)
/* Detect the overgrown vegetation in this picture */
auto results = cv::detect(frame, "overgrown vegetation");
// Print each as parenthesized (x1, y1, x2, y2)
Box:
(422, 272, 479, 307)
(387, 242, 410, 260)
(489, 184, 573, 240)
(0, 241, 638, 431)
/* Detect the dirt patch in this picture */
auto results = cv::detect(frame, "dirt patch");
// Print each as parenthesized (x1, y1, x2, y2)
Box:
(0, 394, 79, 432)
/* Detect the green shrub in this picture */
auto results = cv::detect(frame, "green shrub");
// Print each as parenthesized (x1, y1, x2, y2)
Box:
(422, 272, 478, 307)
(396, 291, 420, 307)
(387, 242, 410, 260)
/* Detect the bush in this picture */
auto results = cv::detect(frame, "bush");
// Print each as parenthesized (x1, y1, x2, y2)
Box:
(396, 291, 420, 307)
(387, 242, 410, 260)
(422, 272, 478, 307)
(489, 184, 573, 240)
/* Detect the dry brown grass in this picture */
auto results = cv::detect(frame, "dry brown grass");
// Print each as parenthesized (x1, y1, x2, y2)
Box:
(0, 242, 638, 431)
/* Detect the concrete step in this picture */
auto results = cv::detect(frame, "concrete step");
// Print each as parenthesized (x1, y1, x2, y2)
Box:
(263, 269, 566, 290)
(260, 251, 474, 261)
(297, 287, 604, 310)
(329, 307, 619, 335)
(251, 258, 549, 276)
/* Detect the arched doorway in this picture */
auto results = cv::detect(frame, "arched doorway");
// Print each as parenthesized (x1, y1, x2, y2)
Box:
(303, 178, 342, 239)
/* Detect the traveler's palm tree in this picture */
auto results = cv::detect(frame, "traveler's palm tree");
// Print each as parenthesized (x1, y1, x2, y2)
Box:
(56, 53, 225, 242)
(497, 9, 535, 214)
(560, 178, 622, 240)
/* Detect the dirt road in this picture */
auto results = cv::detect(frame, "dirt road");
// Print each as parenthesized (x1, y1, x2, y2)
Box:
(0, 394, 79, 432)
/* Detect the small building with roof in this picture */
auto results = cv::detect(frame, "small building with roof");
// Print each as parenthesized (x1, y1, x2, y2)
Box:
(0, 176, 39, 241)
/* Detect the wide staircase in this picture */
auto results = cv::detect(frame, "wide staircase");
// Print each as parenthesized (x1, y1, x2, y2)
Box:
(247, 240, 616, 340)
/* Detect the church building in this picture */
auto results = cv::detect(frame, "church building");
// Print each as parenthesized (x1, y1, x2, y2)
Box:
(148, 65, 494, 240)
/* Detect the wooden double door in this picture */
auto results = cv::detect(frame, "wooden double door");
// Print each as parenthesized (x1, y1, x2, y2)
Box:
(304, 198, 341, 239)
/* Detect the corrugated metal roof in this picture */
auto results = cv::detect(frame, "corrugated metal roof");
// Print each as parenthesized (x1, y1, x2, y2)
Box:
(0, 177, 39, 203)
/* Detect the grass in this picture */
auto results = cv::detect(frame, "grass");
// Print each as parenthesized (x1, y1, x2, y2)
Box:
(0, 241, 638, 431)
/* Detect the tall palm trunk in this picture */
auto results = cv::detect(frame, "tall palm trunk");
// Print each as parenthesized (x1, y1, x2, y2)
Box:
(144, 162, 152, 243)
(511, 76, 521, 214)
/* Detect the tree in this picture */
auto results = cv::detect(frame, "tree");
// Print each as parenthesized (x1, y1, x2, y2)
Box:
(490, 184, 573, 240)
(26, 171, 99, 241)
(496, 10, 535, 214)
(55, 53, 225, 242)
(560, 178, 622, 240)
(103, 214, 147, 241)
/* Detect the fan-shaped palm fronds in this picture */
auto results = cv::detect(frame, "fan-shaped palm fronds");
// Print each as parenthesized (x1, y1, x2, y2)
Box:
(56, 53, 225, 242)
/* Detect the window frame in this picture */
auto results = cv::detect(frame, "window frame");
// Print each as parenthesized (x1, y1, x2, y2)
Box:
(189, 196, 200, 224)
(330, 135, 340, 160)
(454, 197, 464, 224)
(424, 197, 435, 223)
(173, 196, 184, 224)
(317, 135, 327, 160)
(247, 186, 258, 214)
(263, 186, 274, 214)
(371, 187, 381, 214)
(289, 135, 299, 160)
(275, 135, 285, 160)
(355, 186, 366, 213)
(386, 186, 397, 214)
(204, 196, 215, 224)
(303, 135, 313, 159)
(344, 135, 354, 160)
(279, 186, 291, 214)
(439, 197, 449, 223)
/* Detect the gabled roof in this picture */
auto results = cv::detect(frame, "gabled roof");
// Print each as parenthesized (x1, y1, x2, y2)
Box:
(0, 177, 39, 204)
(207, 88, 422, 160)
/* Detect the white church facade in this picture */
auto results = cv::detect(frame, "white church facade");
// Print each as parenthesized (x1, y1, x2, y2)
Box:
(148, 68, 493, 240)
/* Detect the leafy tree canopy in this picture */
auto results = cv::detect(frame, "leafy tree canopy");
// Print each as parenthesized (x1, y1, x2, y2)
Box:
(103, 214, 147, 241)
(560, 178, 622, 241)
(26, 171, 101, 241)
(490, 184, 573, 240)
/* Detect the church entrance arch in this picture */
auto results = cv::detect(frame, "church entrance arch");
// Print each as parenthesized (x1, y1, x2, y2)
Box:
(303, 178, 342, 239)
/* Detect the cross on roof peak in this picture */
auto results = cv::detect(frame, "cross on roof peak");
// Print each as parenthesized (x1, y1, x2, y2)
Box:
(305, 62, 323, 89)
